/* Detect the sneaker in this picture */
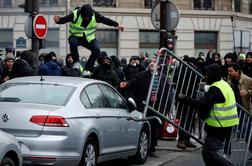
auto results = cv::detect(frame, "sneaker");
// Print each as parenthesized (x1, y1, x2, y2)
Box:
(177, 140, 186, 149)
(81, 70, 92, 77)
(149, 152, 160, 158)
(184, 140, 197, 148)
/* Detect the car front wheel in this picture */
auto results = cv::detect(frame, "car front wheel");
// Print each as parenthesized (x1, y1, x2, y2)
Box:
(79, 137, 97, 166)
(132, 127, 149, 164)
(1, 156, 16, 166)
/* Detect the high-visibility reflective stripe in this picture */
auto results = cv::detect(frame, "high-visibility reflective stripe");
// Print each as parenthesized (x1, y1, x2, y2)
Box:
(86, 30, 96, 37)
(209, 114, 239, 120)
(213, 104, 237, 111)
(70, 32, 83, 35)
(69, 25, 84, 31)
(69, 25, 96, 31)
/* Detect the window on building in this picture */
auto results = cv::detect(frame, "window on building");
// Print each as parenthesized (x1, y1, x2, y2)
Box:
(39, 28, 59, 55)
(234, 31, 250, 53)
(93, 0, 116, 7)
(234, 0, 241, 12)
(250, 2, 252, 14)
(0, 0, 11, 7)
(0, 29, 13, 51)
(194, 31, 217, 57)
(40, 0, 58, 7)
(96, 29, 118, 56)
(194, 0, 215, 10)
(139, 30, 159, 58)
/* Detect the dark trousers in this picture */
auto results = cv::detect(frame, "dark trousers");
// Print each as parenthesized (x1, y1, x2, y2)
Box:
(147, 110, 161, 153)
(203, 136, 234, 166)
(178, 104, 195, 141)
(68, 36, 100, 71)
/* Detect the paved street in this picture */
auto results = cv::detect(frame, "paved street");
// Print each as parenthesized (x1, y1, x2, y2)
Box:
(98, 139, 252, 166)
(98, 139, 204, 166)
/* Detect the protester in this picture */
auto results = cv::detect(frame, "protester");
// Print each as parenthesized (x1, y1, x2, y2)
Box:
(38, 53, 62, 76)
(62, 53, 80, 77)
(228, 62, 252, 113)
(1, 54, 15, 82)
(54, 4, 124, 76)
(9, 50, 34, 79)
(178, 63, 238, 166)
(92, 56, 119, 88)
(120, 57, 171, 158)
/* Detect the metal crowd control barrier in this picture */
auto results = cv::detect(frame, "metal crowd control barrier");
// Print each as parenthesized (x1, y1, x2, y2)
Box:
(142, 47, 252, 166)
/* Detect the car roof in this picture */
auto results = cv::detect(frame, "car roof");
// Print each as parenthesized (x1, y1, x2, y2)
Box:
(5, 76, 101, 87)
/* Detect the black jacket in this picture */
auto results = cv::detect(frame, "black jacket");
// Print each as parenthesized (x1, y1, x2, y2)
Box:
(9, 59, 34, 79)
(127, 69, 171, 116)
(92, 65, 119, 88)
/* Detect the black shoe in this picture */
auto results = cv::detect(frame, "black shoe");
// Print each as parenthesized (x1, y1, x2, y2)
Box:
(149, 152, 160, 158)
(184, 140, 197, 148)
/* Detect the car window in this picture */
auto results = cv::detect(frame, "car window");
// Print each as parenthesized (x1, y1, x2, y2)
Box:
(80, 90, 91, 108)
(100, 84, 128, 109)
(84, 84, 107, 108)
(0, 83, 75, 106)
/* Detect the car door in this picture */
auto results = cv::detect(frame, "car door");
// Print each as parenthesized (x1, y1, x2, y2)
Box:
(80, 84, 124, 155)
(99, 84, 140, 150)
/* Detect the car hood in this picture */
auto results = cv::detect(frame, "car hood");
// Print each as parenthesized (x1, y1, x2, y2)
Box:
(0, 102, 62, 137)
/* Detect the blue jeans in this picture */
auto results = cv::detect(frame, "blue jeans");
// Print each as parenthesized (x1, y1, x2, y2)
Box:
(68, 36, 100, 71)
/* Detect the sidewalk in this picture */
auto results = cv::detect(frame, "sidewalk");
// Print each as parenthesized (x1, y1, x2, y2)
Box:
(144, 139, 203, 166)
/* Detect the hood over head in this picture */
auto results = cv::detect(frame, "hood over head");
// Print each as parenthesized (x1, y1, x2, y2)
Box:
(110, 55, 120, 68)
(204, 63, 222, 85)
(80, 4, 93, 18)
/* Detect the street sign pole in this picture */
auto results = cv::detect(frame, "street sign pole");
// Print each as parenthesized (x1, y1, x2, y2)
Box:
(159, 0, 167, 49)
(31, 0, 39, 74)
(151, 0, 179, 50)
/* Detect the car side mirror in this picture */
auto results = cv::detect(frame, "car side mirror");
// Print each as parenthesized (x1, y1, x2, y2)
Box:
(127, 97, 136, 112)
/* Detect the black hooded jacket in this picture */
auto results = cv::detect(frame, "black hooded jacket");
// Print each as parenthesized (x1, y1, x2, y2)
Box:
(179, 63, 233, 140)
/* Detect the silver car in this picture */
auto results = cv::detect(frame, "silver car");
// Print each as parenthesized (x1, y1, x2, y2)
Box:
(0, 130, 22, 166)
(0, 76, 151, 166)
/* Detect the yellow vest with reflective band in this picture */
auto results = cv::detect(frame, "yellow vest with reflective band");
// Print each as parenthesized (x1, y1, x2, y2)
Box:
(205, 80, 239, 127)
(69, 9, 97, 42)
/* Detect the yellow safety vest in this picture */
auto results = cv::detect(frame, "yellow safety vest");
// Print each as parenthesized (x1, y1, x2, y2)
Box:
(69, 9, 97, 42)
(205, 80, 239, 127)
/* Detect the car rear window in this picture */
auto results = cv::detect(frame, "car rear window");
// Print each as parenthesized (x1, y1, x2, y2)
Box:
(0, 83, 75, 106)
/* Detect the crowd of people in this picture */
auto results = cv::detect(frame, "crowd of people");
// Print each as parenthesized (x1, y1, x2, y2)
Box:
(0, 45, 252, 163)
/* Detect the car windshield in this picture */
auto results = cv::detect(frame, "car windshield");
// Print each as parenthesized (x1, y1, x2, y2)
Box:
(0, 83, 76, 106)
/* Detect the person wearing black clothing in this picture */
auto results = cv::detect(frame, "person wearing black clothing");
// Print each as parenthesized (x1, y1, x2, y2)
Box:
(92, 56, 119, 88)
(9, 50, 34, 79)
(178, 63, 238, 166)
(54, 4, 124, 76)
(242, 52, 252, 78)
(123, 55, 146, 99)
(120, 57, 171, 158)
(175, 56, 199, 149)
(62, 53, 80, 77)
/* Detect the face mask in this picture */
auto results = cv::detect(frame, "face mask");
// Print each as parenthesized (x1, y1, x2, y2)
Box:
(131, 63, 137, 67)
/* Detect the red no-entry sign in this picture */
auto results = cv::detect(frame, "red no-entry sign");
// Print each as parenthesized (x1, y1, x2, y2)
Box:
(33, 14, 47, 39)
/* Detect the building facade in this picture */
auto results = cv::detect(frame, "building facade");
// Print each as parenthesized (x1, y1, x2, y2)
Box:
(0, 0, 252, 60)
